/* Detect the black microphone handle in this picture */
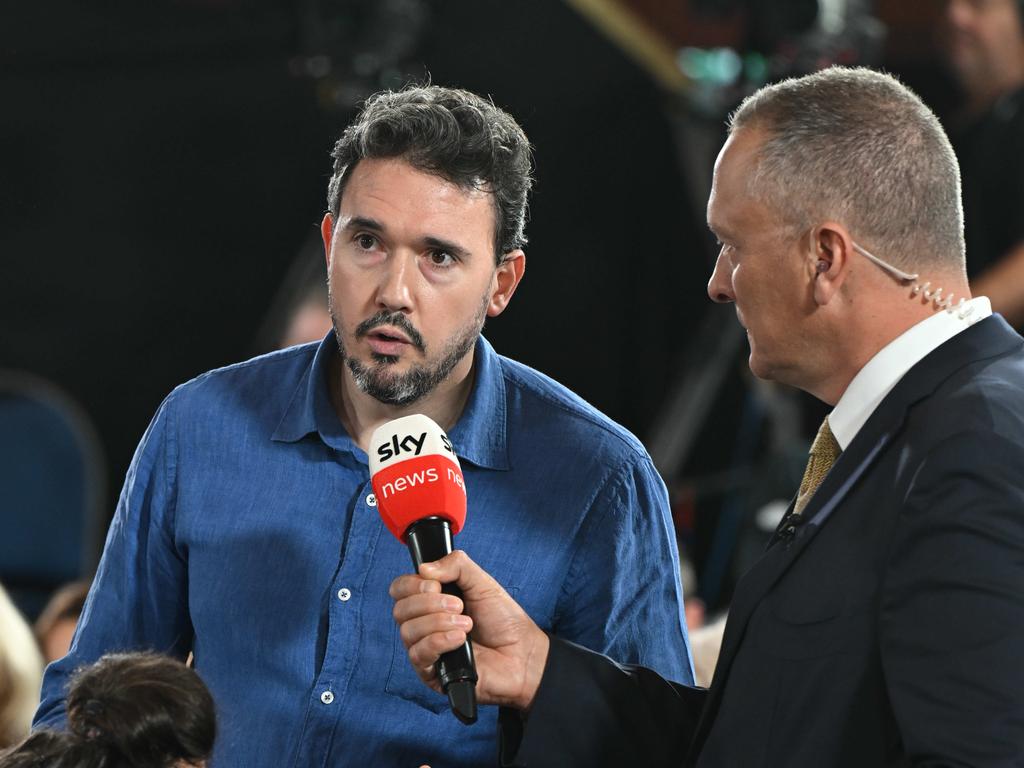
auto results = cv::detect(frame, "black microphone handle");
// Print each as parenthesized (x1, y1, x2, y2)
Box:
(405, 516, 478, 725)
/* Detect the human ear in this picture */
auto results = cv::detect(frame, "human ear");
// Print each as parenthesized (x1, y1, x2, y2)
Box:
(811, 223, 852, 306)
(320, 214, 335, 269)
(487, 250, 526, 317)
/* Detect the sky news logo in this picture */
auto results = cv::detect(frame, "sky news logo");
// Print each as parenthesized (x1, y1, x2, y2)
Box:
(377, 463, 466, 500)
(375, 430, 454, 462)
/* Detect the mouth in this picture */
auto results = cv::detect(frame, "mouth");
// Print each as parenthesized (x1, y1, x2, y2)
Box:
(364, 327, 413, 357)
(367, 326, 411, 344)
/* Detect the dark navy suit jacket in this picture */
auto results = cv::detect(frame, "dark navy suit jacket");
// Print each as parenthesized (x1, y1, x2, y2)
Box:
(501, 315, 1024, 768)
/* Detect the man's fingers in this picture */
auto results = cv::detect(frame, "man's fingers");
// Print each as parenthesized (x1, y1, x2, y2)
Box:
(399, 612, 472, 650)
(418, 549, 477, 582)
(389, 573, 441, 600)
(392, 592, 464, 624)
(418, 550, 503, 599)
(407, 629, 468, 669)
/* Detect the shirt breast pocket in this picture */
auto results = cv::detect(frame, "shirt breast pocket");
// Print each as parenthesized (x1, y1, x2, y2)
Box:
(384, 586, 520, 712)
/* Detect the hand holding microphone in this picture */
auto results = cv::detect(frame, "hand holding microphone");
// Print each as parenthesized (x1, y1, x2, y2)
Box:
(371, 414, 549, 718)
(390, 550, 549, 713)
(369, 414, 479, 723)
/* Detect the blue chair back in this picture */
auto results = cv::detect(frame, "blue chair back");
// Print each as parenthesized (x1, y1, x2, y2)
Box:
(0, 372, 104, 620)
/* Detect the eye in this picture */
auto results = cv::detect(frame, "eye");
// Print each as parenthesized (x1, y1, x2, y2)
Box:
(354, 233, 378, 250)
(426, 250, 457, 268)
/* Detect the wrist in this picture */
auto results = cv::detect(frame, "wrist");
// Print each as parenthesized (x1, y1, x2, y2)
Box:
(518, 629, 550, 712)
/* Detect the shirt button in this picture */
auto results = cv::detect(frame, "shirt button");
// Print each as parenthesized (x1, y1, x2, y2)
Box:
(320, 690, 335, 705)
(366, 493, 377, 507)
(337, 588, 352, 602)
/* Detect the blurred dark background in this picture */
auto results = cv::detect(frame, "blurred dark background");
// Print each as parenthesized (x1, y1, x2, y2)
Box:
(2, 0, 960, 617)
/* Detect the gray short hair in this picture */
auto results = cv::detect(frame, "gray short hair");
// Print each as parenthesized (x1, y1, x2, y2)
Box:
(729, 67, 965, 272)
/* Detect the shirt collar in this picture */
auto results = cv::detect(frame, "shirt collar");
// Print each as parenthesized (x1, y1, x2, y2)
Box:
(271, 331, 356, 453)
(271, 332, 509, 470)
(829, 296, 992, 449)
(446, 335, 509, 471)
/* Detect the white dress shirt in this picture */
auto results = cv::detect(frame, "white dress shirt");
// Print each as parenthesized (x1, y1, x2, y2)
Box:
(828, 297, 992, 450)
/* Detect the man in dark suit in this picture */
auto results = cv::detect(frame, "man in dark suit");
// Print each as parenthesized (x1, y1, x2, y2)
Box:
(389, 67, 1024, 766)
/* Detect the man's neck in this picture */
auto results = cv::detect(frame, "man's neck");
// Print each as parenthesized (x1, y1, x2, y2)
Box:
(328, 349, 477, 453)
(809, 276, 972, 406)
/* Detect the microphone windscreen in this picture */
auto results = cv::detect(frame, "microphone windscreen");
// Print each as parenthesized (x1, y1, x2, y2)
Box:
(368, 414, 467, 541)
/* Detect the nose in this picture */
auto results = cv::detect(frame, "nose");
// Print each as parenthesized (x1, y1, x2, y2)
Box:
(376, 253, 414, 313)
(707, 251, 735, 304)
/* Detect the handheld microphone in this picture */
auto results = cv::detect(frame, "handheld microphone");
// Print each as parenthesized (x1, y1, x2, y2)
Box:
(369, 414, 478, 725)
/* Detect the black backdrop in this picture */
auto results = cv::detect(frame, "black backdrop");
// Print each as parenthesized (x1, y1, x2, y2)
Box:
(2, 0, 711, 535)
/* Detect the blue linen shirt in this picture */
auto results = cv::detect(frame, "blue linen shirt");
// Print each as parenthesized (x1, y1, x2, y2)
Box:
(35, 333, 693, 767)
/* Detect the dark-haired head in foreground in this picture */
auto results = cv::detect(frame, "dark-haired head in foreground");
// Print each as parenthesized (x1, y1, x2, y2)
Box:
(321, 84, 533, 407)
(1, 652, 214, 768)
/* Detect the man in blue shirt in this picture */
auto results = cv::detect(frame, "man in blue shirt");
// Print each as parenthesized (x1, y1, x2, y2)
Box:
(35, 85, 693, 767)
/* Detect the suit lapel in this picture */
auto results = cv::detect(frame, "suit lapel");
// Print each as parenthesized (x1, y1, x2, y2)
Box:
(685, 316, 1022, 764)
(685, 424, 894, 763)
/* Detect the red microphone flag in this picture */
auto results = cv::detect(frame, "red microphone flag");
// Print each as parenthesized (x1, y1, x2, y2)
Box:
(368, 414, 467, 542)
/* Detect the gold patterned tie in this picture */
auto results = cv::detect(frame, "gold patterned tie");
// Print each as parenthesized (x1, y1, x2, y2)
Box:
(793, 417, 841, 517)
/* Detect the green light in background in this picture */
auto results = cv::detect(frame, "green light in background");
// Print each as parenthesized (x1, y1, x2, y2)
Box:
(709, 48, 742, 85)
(744, 52, 768, 85)
(677, 47, 744, 86)
(677, 47, 708, 81)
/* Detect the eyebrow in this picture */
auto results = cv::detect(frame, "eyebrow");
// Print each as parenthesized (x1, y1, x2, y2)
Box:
(340, 216, 385, 234)
(422, 236, 471, 261)
(342, 216, 473, 260)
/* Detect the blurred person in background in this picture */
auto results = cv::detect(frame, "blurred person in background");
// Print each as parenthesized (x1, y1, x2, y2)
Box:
(677, 555, 705, 633)
(687, 615, 727, 690)
(943, 0, 1024, 327)
(677, 554, 726, 689)
(254, 233, 334, 353)
(33, 582, 89, 665)
(0, 652, 214, 768)
(34, 84, 693, 767)
(0, 584, 43, 750)
(280, 290, 333, 350)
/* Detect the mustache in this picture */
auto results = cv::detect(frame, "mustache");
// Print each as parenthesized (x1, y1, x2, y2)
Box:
(355, 311, 426, 352)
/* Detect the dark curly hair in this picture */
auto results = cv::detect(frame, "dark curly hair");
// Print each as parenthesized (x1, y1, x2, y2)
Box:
(0, 652, 215, 768)
(326, 84, 533, 262)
